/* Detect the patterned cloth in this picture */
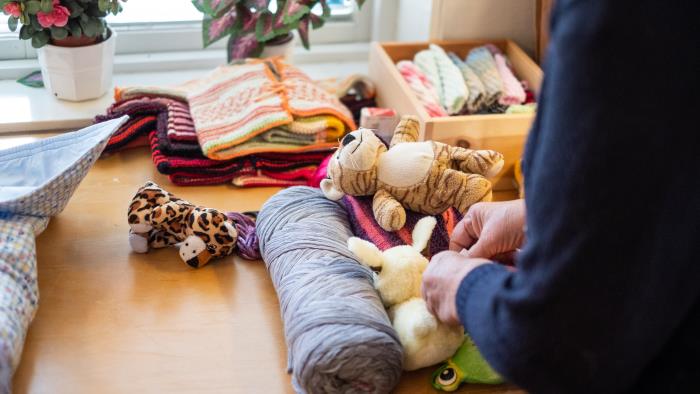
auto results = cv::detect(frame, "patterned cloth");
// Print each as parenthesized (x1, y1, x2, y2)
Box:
(98, 98, 332, 187)
(465, 46, 504, 106)
(494, 53, 527, 105)
(448, 52, 486, 113)
(164, 59, 355, 160)
(0, 117, 126, 390)
(414, 44, 469, 115)
(341, 195, 461, 259)
(396, 60, 449, 118)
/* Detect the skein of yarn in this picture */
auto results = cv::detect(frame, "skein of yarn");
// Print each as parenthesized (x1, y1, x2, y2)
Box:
(257, 187, 404, 394)
(225, 211, 261, 260)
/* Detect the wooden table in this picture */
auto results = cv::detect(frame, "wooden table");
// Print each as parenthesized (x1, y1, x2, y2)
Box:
(5, 143, 521, 393)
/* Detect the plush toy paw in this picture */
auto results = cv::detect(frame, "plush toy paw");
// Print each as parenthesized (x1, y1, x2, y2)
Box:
(129, 231, 149, 253)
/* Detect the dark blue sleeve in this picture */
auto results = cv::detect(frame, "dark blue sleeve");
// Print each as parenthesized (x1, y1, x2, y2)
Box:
(456, 1, 700, 392)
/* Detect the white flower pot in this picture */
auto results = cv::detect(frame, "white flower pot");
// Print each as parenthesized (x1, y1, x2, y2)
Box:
(37, 29, 116, 102)
(260, 32, 295, 62)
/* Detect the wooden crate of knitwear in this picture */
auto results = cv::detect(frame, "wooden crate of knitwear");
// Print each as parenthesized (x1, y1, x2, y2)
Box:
(369, 39, 543, 191)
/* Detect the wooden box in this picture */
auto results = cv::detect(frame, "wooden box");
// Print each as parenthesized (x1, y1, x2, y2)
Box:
(368, 39, 543, 190)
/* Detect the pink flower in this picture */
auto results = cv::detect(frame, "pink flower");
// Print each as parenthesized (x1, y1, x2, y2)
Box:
(37, 0, 70, 28)
(2, 2, 21, 18)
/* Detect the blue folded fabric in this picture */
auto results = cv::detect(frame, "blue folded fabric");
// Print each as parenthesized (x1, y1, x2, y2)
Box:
(0, 116, 127, 392)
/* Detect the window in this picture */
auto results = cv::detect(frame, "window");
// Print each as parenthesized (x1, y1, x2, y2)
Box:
(0, 0, 371, 61)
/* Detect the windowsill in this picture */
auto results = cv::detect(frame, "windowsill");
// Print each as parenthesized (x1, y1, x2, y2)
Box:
(0, 43, 369, 134)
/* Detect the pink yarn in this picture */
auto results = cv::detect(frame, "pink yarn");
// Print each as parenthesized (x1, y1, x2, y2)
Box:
(396, 60, 448, 117)
(494, 53, 526, 105)
(309, 154, 333, 187)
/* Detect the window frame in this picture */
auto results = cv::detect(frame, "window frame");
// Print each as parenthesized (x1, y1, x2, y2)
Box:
(0, 2, 373, 60)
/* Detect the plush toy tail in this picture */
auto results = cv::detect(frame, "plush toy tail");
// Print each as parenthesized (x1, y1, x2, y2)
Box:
(412, 216, 438, 252)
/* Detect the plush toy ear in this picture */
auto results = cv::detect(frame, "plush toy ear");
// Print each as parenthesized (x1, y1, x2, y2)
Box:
(347, 237, 384, 269)
(223, 221, 238, 242)
(321, 178, 345, 201)
(411, 216, 437, 252)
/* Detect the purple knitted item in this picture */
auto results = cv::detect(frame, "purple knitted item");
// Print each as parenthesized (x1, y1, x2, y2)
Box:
(341, 195, 462, 258)
(226, 212, 261, 260)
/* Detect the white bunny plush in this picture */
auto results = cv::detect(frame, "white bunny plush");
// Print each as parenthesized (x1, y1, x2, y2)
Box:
(347, 217, 464, 371)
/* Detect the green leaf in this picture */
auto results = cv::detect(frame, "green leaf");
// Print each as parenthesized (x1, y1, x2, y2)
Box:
(201, 8, 239, 47)
(30, 15, 43, 31)
(319, 0, 330, 19)
(192, 0, 206, 13)
(282, 0, 309, 25)
(67, 20, 82, 37)
(17, 70, 44, 88)
(31, 30, 50, 48)
(297, 16, 309, 49)
(19, 25, 34, 40)
(255, 10, 275, 42)
(355, 0, 365, 8)
(40, 0, 53, 13)
(25, 1, 42, 14)
(8, 16, 18, 32)
(97, 0, 109, 12)
(50, 26, 68, 40)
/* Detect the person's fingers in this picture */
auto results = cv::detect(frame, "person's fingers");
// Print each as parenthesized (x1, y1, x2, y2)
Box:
(450, 209, 482, 251)
(449, 217, 474, 251)
(465, 236, 493, 259)
(491, 250, 518, 265)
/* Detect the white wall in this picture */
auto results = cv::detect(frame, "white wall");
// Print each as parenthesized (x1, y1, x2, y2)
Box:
(387, 0, 536, 56)
(394, 0, 433, 42)
(429, 0, 537, 56)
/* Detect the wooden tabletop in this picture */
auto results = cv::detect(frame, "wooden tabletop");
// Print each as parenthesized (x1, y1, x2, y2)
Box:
(6, 142, 522, 393)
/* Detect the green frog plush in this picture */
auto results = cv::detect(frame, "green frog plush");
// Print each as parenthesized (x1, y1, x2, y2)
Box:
(431, 335, 503, 391)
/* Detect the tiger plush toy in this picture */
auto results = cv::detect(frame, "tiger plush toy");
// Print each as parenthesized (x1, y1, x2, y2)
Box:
(127, 181, 238, 268)
(321, 115, 504, 231)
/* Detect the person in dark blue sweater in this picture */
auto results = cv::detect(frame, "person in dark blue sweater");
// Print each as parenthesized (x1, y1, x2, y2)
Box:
(422, 1, 700, 393)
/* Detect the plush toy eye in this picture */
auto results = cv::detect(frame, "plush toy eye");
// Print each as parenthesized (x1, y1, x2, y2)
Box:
(437, 367, 457, 386)
(341, 133, 356, 145)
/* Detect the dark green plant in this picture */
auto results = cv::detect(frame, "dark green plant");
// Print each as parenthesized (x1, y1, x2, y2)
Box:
(192, 0, 365, 60)
(1, 0, 125, 48)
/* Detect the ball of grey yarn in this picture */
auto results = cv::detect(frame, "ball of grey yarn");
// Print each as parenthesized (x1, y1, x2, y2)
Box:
(257, 187, 404, 394)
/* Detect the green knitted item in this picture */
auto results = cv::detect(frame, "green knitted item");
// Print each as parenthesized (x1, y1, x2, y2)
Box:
(431, 335, 503, 391)
(448, 52, 486, 113)
(261, 128, 317, 145)
(414, 44, 468, 115)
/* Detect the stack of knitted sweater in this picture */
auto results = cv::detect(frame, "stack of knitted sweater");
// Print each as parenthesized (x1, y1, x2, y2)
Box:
(97, 58, 356, 187)
(397, 44, 536, 117)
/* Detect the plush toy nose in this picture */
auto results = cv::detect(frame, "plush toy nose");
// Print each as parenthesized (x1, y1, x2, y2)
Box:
(186, 257, 199, 268)
(341, 133, 356, 145)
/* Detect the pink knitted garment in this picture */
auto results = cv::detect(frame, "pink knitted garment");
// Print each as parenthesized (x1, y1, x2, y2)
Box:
(494, 53, 526, 106)
(396, 60, 448, 117)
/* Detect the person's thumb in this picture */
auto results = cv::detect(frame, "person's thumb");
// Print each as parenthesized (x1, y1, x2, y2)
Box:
(465, 236, 493, 259)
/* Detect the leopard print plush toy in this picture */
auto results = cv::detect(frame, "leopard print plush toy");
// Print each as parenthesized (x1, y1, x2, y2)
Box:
(127, 181, 238, 268)
(321, 115, 504, 231)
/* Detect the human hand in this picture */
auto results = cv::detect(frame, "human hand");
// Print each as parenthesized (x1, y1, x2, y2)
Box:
(422, 251, 491, 325)
(450, 199, 526, 262)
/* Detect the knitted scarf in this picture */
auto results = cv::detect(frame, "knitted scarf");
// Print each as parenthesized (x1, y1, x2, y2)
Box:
(341, 195, 462, 259)
(98, 98, 331, 187)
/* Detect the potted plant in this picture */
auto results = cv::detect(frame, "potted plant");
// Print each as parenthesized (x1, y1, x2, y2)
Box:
(192, 0, 365, 62)
(1, 0, 125, 101)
